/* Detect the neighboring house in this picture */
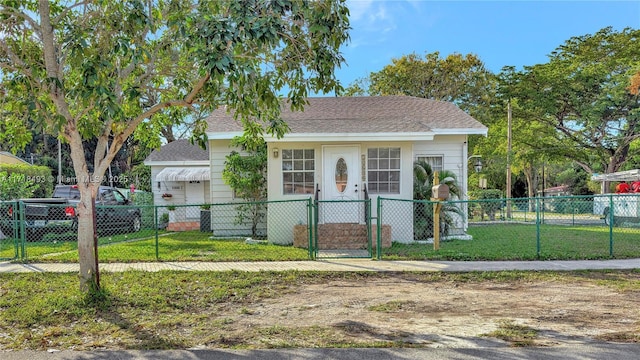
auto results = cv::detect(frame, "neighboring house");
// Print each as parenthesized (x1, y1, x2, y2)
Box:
(543, 185, 570, 197)
(541, 185, 571, 212)
(0, 151, 31, 165)
(144, 140, 210, 230)
(206, 96, 488, 245)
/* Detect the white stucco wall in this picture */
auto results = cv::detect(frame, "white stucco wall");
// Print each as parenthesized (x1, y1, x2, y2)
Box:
(208, 139, 266, 237)
(209, 136, 470, 244)
(209, 139, 236, 203)
(413, 134, 469, 236)
(265, 141, 413, 244)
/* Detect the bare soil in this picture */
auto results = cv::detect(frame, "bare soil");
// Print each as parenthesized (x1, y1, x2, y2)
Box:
(220, 273, 640, 348)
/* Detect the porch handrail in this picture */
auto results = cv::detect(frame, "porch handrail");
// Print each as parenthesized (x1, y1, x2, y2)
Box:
(363, 183, 369, 225)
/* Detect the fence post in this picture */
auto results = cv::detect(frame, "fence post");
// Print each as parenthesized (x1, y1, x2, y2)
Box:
(313, 200, 319, 259)
(11, 201, 18, 260)
(366, 198, 372, 259)
(535, 197, 541, 259)
(307, 198, 314, 260)
(155, 205, 159, 260)
(377, 197, 382, 260)
(18, 201, 26, 261)
(608, 194, 614, 257)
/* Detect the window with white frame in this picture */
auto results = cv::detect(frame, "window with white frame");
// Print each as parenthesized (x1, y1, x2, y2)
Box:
(416, 155, 443, 172)
(367, 147, 401, 194)
(282, 149, 315, 194)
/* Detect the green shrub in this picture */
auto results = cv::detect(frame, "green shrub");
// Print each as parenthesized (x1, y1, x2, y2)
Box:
(0, 172, 39, 200)
(0, 163, 53, 198)
(472, 189, 503, 221)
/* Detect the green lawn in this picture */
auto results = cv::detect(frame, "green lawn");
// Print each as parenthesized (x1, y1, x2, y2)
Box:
(27, 231, 310, 263)
(3, 224, 639, 263)
(382, 223, 640, 261)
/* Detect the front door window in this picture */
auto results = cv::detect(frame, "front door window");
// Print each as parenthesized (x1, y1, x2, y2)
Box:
(335, 157, 348, 193)
(322, 146, 362, 224)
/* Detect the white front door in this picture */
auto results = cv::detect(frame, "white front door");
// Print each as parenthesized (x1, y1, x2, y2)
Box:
(322, 146, 362, 223)
(185, 180, 203, 203)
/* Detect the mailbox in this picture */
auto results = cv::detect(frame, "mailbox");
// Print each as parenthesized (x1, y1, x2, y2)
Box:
(431, 184, 449, 200)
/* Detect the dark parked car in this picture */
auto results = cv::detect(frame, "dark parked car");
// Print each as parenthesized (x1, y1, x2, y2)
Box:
(0, 185, 141, 241)
(60, 185, 142, 234)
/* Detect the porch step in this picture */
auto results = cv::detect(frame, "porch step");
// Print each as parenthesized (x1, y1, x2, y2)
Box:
(167, 221, 200, 232)
(293, 223, 391, 249)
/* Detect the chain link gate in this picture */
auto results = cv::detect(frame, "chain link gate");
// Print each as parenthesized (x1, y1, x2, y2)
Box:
(0, 201, 21, 261)
(311, 199, 373, 259)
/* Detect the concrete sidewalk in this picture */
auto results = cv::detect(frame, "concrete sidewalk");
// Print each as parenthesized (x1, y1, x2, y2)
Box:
(1, 258, 639, 273)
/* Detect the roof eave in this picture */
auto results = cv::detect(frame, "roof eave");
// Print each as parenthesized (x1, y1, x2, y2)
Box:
(206, 129, 488, 142)
(264, 133, 436, 142)
(144, 160, 210, 166)
(431, 128, 489, 136)
(206, 131, 244, 140)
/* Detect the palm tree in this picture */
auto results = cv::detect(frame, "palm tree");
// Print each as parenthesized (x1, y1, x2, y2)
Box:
(413, 160, 463, 240)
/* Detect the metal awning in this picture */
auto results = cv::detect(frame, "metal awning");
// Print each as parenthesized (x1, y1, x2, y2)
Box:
(591, 169, 640, 182)
(155, 167, 210, 182)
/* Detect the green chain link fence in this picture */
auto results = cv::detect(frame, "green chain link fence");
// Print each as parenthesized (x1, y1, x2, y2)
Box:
(3, 195, 640, 263)
(377, 194, 640, 260)
(0, 201, 20, 260)
(0, 198, 312, 262)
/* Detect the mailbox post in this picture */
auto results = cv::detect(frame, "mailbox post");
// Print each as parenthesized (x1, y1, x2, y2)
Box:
(430, 173, 449, 250)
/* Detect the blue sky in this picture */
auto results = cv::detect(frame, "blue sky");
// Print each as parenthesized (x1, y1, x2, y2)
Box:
(336, 0, 640, 89)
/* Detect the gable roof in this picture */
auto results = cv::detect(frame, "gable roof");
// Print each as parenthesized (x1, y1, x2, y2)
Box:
(144, 139, 209, 165)
(206, 96, 487, 141)
(0, 151, 30, 165)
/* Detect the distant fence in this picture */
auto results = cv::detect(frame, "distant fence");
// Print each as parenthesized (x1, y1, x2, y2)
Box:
(1, 194, 639, 262)
(376, 194, 640, 260)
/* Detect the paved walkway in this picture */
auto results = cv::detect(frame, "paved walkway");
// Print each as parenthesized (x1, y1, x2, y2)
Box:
(1, 258, 639, 273)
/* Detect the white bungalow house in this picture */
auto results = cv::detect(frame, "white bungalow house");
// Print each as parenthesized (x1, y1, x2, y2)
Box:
(144, 139, 210, 230)
(206, 96, 488, 246)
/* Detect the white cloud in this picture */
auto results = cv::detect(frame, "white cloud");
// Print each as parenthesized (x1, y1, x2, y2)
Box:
(347, 0, 398, 48)
(348, 0, 374, 22)
(349, 1, 396, 28)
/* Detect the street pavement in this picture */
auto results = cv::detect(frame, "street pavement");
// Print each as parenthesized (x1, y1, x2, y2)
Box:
(3, 344, 640, 360)
(2, 258, 639, 359)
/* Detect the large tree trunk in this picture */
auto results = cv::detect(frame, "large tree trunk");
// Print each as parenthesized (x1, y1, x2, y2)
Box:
(75, 186, 99, 292)
(67, 135, 103, 292)
(39, 0, 101, 292)
(523, 165, 539, 212)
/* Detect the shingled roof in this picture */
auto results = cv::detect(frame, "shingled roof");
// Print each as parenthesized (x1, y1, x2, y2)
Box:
(144, 139, 209, 163)
(206, 96, 487, 138)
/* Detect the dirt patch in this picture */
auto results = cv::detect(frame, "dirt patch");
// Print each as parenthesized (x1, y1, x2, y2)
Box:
(223, 274, 640, 347)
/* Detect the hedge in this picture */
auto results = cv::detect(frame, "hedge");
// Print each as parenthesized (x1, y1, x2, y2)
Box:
(0, 163, 53, 198)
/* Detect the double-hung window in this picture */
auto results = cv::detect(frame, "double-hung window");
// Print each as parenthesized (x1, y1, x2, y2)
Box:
(282, 149, 315, 194)
(367, 147, 401, 194)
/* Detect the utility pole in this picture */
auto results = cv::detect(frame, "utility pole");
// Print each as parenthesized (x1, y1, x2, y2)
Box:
(58, 139, 62, 185)
(506, 99, 512, 218)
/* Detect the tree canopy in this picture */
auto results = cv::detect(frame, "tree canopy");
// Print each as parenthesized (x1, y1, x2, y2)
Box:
(630, 71, 640, 95)
(511, 27, 640, 175)
(344, 51, 497, 120)
(0, 0, 350, 291)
